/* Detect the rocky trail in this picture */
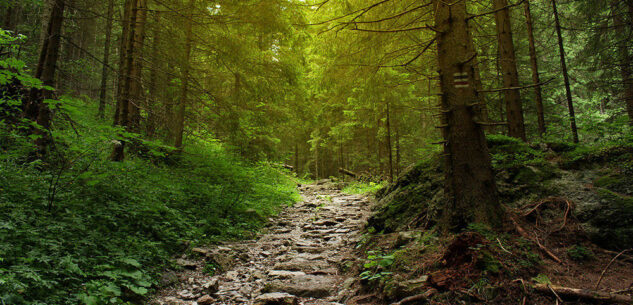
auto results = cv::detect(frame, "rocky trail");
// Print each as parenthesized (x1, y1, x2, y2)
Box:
(151, 181, 371, 305)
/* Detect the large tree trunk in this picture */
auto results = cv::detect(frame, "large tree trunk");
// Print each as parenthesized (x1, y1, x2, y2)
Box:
(174, 0, 195, 149)
(434, 0, 503, 230)
(27, 0, 65, 157)
(524, 0, 546, 135)
(552, 0, 579, 143)
(98, 0, 114, 119)
(614, 1, 633, 125)
(494, 0, 526, 141)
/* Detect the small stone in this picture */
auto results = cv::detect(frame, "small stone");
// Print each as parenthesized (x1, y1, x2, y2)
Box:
(261, 251, 272, 257)
(253, 292, 298, 305)
(176, 258, 197, 270)
(178, 290, 196, 300)
(192, 247, 210, 256)
(226, 271, 239, 279)
(196, 295, 215, 305)
(202, 278, 219, 294)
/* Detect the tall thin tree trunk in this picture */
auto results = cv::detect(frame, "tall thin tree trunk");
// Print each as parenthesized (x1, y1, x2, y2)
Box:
(98, 0, 114, 119)
(614, 1, 633, 125)
(524, 0, 546, 135)
(552, 0, 579, 142)
(386, 101, 394, 182)
(146, 11, 161, 137)
(174, 0, 195, 149)
(127, 0, 146, 132)
(494, 0, 526, 141)
(434, 0, 503, 230)
(112, 0, 146, 160)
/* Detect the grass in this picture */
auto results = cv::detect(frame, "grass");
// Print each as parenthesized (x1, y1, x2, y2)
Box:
(342, 181, 387, 195)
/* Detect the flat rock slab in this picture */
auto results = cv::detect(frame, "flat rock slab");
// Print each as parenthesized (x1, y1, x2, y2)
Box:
(254, 292, 298, 305)
(265, 275, 338, 298)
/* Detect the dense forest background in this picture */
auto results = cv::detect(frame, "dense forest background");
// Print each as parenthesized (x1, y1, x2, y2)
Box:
(1, 0, 633, 303)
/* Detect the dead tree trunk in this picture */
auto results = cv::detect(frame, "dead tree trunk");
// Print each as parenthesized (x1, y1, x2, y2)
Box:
(524, 0, 546, 135)
(434, 0, 503, 230)
(494, 0, 526, 141)
(552, 0, 579, 143)
(174, 0, 195, 149)
(98, 0, 114, 119)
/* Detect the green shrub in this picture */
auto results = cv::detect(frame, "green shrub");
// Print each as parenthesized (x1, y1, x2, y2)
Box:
(0, 95, 299, 303)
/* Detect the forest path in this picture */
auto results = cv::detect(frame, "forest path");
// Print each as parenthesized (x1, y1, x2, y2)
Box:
(152, 180, 371, 305)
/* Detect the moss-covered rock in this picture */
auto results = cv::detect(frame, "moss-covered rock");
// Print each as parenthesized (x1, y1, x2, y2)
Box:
(369, 158, 444, 233)
(585, 188, 633, 249)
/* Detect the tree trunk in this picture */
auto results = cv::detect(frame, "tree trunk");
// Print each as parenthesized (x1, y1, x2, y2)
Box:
(146, 11, 162, 137)
(174, 0, 195, 149)
(494, 0, 526, 141)
(112, 0, 146, 160)
(127, 0, 146, 132)
(614, 1, 633, 125)
(552, 0, 579, 143)
(28, 0, 65, 157)
(395, 111, 401, 177)
(524, 0, 546, 135)
(434, 0, 503, 230)
(386, 101, 394, 182)
(98, 0, 114, 119)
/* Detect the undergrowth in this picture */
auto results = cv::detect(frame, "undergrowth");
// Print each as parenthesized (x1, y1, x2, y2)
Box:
(0, 80, 299, 303)
(342, 181, 387, 195)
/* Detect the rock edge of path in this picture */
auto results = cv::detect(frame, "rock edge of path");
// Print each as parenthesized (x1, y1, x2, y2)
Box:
(151, 181, 371, 305)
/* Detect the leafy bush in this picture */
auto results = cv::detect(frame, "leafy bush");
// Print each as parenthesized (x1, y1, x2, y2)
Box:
(0, 74, 299, 303)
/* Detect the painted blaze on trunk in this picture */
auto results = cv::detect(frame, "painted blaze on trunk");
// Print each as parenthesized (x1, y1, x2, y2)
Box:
(434, 0, 503, 230)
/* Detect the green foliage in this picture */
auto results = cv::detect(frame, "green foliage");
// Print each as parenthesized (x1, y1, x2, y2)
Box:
(342, 181, 386, 195)
(359, 251, 394, 282)
(0, 93, 299, 304)
(531, 274, 552, 285)
(566, 245, 594, 261)
(486, 135, 546, 170)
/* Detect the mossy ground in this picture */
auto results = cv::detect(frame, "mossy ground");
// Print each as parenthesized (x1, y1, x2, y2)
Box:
(347, 136, 633, 304)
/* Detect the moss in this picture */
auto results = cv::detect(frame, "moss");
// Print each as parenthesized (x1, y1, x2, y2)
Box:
(368, 157, 444, 233)
(588, 188, 633, 249)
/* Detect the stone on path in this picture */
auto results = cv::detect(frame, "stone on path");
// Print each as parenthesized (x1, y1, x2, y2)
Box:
(150, 181, 370, 304)
(253, 292, 298, 305)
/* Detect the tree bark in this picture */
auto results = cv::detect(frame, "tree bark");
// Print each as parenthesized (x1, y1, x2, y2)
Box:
(434, 0, 503, 230)
(552, 0, 579, 142)
(494, 0, 526, 141)
(613, 1, 633, 125)
(28, 0, 65, 157)
(127, 0, 146, 132)
(386, 101, 394, 182)
(146, 11, 161, 137)
(174, 0, 195, 149)
(112, 0, 146, 161)
(524, 0, 546, 135)
(98, 0, 114, 119)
